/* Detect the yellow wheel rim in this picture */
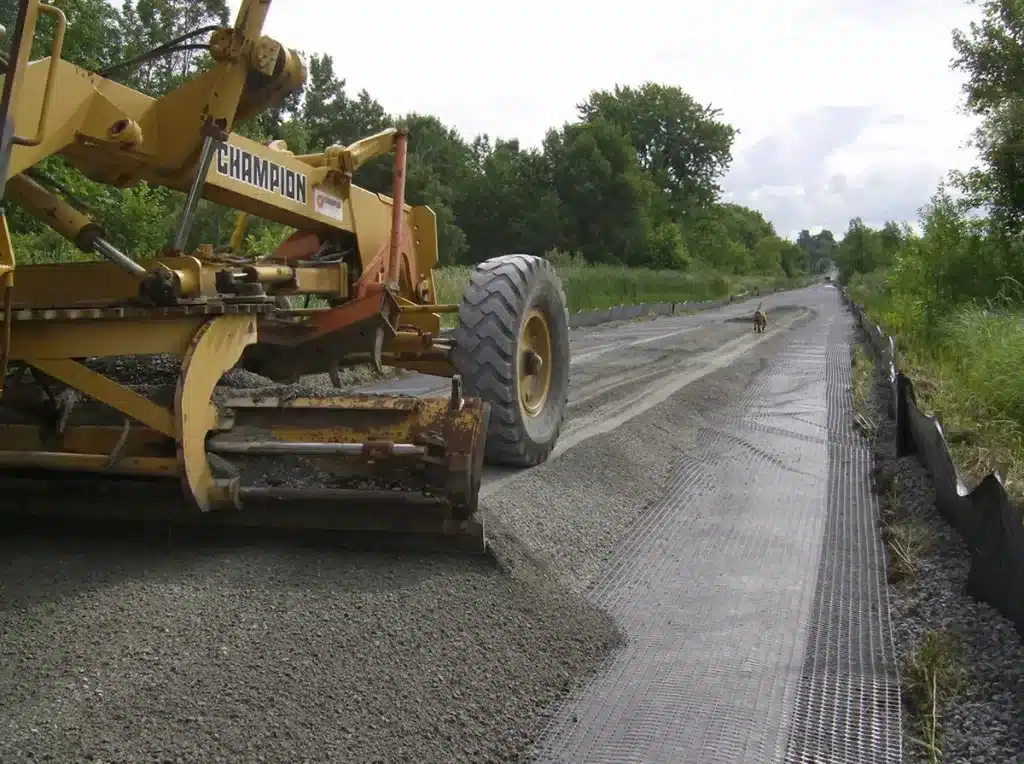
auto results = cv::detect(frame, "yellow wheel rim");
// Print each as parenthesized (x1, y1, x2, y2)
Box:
(518, 308, 553, 417)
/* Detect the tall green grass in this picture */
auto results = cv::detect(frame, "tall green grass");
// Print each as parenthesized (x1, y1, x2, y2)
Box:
(14, 231, 812, 312)
(434, 263, 737, 310)
(849, 271, 1024, 499)
(941, 305, 1024, 427)
(435, 251, 810, 313)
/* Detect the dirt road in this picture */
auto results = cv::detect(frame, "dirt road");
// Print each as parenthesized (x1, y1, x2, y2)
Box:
(0, 285, 900, 764)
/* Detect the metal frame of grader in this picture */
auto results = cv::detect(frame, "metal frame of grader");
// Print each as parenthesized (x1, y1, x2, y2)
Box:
(0, 0, 572, 550)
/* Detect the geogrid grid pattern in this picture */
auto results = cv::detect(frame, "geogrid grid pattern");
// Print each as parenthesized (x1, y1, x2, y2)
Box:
(530, 291, 901, 764)
(780, 311, 902, 764)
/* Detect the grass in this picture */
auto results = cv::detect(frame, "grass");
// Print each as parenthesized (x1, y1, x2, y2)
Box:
(14, 229, 812, 316)
(13, 231, 814, 332)
(901, 630, 967, 764)
(433, 261, 812, 313)
(882, 506, 937, 584)
(852, 345, 872, 408)
(851, 344, 878, 438)
(926, 306, 1024, 497)
(849, 278, 1024, 504)
(285, 262, 810, 331)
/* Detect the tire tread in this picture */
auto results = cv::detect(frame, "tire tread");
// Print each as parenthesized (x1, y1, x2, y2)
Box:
(452, 254, 570, 467)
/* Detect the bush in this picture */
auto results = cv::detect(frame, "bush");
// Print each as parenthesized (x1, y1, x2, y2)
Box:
(846, 197, 1024, 498)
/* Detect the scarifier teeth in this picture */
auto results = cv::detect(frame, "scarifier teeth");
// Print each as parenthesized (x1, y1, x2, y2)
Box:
(450, 375, 464, 413)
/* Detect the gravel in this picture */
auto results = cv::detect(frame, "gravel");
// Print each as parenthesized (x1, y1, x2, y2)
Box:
(0, 303, 808, 763)
(480, 307, 813, 595)
(0, 538, 622, 764)
(860, 342, 1024, 764)
(84, 354, 393, 392)
(1, 356, 631, 763)
(482, 341, 776, 596)
(0, 346, 684, 761)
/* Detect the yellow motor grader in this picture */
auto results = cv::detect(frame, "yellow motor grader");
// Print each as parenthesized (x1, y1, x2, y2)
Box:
(0, 0, 571, 551)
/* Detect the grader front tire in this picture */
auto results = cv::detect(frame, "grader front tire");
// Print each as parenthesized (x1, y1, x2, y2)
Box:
(452, 254, 571, 468)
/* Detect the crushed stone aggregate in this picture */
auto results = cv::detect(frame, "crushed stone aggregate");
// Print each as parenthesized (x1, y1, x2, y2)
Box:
(861, 339, 1024, 764)
(0, 303, 807, 763)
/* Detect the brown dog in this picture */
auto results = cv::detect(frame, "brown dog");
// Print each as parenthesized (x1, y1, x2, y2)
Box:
(753, 302, 767, 334)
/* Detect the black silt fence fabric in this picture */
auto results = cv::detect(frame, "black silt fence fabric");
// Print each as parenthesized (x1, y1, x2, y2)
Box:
(843, 290, 1024, 638)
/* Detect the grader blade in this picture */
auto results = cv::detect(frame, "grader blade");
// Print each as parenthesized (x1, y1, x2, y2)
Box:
(0, 379, 492, 553)
(0, 477, 490, 554)
(210, 386, 491, 529)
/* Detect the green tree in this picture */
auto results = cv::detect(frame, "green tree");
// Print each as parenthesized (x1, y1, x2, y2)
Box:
(0, 0, 123, 69)
(951, 0, 1024, 230)
(116, 0, 230, 95)
(577, 83, 737, 213)
(779, 240, 806, 277)
(1, 0, 807, 282)
(718, 204, 776, 251)
(796, 228, 838, 273)
(453, 138, 564, 263)
(543, 118, 663, 267)
(835, 218, 904, 283)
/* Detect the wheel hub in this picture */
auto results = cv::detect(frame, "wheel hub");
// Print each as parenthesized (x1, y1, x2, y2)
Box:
(523, 349, 544, 376)
(518, 308, 553, 417)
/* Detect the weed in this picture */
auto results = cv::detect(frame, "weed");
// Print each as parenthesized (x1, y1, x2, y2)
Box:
(434, 254, 813, 315)
(851, 344, 878, 437)
(901, 630, 967, 764)
(881, 511, 937, 584)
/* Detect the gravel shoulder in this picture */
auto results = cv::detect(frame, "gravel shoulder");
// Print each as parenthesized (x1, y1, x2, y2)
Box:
(0, 294, 815, 764)
(860, 337, 1024, 764)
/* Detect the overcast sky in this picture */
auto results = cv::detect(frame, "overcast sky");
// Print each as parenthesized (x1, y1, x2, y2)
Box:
(236, 0, 983, 240)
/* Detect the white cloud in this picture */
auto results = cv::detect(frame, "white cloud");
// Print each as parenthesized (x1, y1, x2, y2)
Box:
(232, 0, 985, 240)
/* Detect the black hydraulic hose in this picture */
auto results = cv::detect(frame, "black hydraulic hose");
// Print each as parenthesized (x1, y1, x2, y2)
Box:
(98, 25, 220, 79)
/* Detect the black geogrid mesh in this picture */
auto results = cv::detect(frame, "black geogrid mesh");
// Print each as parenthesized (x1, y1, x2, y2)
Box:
(781, 312, 902, 764)
(530, 291, 901, 764)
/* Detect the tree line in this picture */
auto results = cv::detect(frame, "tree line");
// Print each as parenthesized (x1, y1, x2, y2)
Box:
(3, 0, 810, 278)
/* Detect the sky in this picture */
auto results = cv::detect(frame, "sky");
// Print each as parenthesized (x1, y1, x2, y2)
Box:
(232, 0, 984, 240)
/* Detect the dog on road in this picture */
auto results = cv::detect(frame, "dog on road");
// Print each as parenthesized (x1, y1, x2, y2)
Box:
(753, 302, 767, 334)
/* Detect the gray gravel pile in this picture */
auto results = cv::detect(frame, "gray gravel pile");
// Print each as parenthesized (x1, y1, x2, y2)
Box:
(0, 352, 634, 763)
(0, 528, 623, 764)
(85, 353, 393, 396)
(0, 307, 803, 763)
(862, 348, 1024, 764)
(86, 353, 184, 386)
(43, 358, 345, 467)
